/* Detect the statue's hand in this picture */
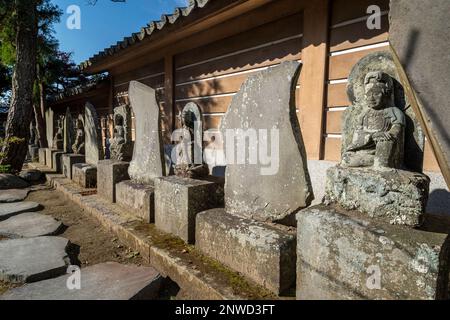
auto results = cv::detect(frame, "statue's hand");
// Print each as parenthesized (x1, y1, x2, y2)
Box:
(372, 132, 394, 142)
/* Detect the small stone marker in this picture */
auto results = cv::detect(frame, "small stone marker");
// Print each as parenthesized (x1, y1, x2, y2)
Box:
(0, 174, 29, 190)
(0, 236, 70, 283)
(0, 190, 29, 203)
(127, 81, 166, 184)
(1, 262, 162, 300)
(221, 61, 313, 223)
(0, 212, 63, 238)
(0, 201, 41, 221)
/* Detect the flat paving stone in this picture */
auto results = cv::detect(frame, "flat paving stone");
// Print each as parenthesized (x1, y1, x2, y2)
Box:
(0, 202, 41, 221)
(0, 212, 63, 238)
(1, 262, 162, 300)
(0, 174, 29, 190)
(0, 189, 29, 203)
(19, 170, 43, 182)
(0, 236, 70, 283)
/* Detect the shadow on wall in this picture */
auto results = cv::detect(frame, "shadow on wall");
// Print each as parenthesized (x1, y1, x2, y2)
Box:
(427, 189, 450, 217)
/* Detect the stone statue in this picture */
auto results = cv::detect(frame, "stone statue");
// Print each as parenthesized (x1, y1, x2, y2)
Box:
(342, 71, 405, 169)
(52, 116, 64, 150)
(29, 121, 39, 147)
(72, 115, 85, 154)
(174, 103, 209, 179)
(109, 104, 133, 161)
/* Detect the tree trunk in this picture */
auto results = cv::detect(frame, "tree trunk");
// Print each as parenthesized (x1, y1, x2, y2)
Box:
(0, 0, 38, 172)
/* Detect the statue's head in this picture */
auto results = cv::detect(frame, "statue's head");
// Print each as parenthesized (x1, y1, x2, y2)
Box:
(364, 71, 393, 110)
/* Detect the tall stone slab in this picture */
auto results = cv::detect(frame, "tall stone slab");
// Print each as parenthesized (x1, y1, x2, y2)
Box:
(45, 108, 54, 148)
(390, 0, 450, 187)
(127, 81, 165, 184)
(63, 108, 74, 154)
(84, 102, 104, 166)
(221, 61, 313, 223)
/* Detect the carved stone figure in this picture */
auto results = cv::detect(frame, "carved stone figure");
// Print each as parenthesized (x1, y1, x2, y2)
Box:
(174, 103, 209, 179)
(109, 104, 133, 162)
(52, 116, 64, 150)
(342, 71, 405, 169)
(29, 121, 39, 147)
(72, 115, 85, 155)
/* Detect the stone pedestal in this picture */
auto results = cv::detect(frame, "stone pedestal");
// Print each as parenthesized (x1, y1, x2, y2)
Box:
(154, 176, 224, 244)
(45, 149, 62, 170)
(52, 151, 65, 173)
(97, 160, 130, 203)
(116, 181, 155, 223)
(28, 146, 39, 163)
(325, 166, 430, 226)
(39, 148, 48, 166)
(196, 209, 297, 295)
(62, 154, 85, 179)
(296, 205, 450, 300)
(72, 163, 97, 188)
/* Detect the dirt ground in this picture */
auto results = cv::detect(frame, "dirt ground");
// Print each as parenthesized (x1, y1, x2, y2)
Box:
(0, 184, 178, 298)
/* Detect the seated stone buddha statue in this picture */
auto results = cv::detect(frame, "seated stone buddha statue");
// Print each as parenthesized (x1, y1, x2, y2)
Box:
(342, 71, 405, 169)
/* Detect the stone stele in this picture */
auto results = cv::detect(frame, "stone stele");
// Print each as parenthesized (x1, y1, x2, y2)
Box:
(221, 61, 313, 223)
(84, 102, 104, 165)
(63, 108, 75, 154)
(127, 81, 165, 184)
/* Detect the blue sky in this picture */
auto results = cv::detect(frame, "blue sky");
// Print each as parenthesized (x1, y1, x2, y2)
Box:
(52, 0, 189, 64)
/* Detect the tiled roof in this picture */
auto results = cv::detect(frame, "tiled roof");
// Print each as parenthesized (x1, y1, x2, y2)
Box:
(79, 0, 211, 71)
(49, 74, 110, 103)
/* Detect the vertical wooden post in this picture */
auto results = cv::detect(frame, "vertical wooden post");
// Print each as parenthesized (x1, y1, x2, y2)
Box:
(164, 55, 175, 137)
(299, 0, 330, 160)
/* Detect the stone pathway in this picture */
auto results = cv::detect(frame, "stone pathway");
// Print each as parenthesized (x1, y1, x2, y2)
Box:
(0, 202, 41, 221)
(0, 236, 70, 283)
(1, 262, 162, 300)
(0, 171, 163, 300)
(0, 212, 63, 238)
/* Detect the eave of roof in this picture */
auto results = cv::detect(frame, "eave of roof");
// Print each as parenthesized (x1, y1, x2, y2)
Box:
(48, 76, 110, 105)
(79, 0, 212, 73)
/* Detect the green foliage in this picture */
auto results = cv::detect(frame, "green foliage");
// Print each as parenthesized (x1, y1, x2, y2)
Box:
(0, 136, 25, 172)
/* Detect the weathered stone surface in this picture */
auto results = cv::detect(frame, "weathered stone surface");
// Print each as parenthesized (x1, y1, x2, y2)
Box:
(45, 108, 54, 148)
(343, 51, 424, 172)
(38, 148, 47, 165)
(296, 205, 450, 300)
(52, 151, 65, 173)
(1, 262, 162, 300)
(128, 81, 165, 184)
(0, 190, 29, 203)
(390, 0, 450, 181)
(72, 114, 85, 154)
(19, 169, 43, 182)
(72, 163, 97, 188)
(63, 108, 75, 153)
(0, 236, 70, 283)
(62, 154, 85, 179)
(221, 61, 313, 223)
(116, 180, 154, 223)
(97, 160, 130, 203)
(45, 149, 62, 169)
(0, 174, 29, 190)
(155, 176, 224, 244)
(84, 102, 104, 165)
(28, 146, 39, 162)
(324, 166, 430, 226)
(196, 209, 296, 294)
(52, 116, 64, 150)
(0, 202, 41, 221)
(0, 212, 63, 238)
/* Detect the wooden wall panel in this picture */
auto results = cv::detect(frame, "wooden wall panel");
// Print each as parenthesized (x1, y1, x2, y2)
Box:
(325, 110, 344, 134)
(424, 140, 440, 172)
(175, 95, 234, 114)
(324, 137, 342, 162)
(327, 83, 349, 107)
(331, 0, 389, 25)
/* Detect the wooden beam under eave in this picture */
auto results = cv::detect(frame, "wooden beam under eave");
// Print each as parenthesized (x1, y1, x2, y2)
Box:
(299, 0, 330, 160)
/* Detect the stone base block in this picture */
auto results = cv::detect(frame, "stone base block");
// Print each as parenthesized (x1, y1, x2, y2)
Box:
(296, 205, 450, 300)
(155, 176, 224, 244)
(39, 148, 48, 166)
(196, 209, 296, 295)
(324, 166, 430, 226)
(52, 151, 65, 173)
(45, 149, 62, 169)
(62, 154, 85, 179)
(97, 160, 130, 203)
(28, 146, 39, 162)
(116, 180, 155, 223)
(72, 163, 97, 188)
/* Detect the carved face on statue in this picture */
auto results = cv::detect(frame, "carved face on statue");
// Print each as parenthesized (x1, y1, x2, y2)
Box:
(109, 108, 133, 162)
(342, 71, 405, 169)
